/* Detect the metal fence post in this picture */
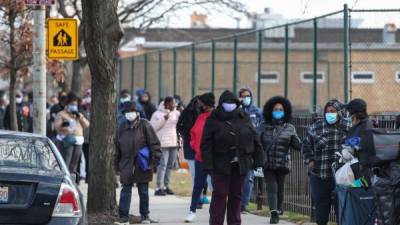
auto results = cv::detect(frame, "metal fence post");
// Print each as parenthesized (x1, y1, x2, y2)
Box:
(313, 19, 318, 112)
(191, 44, 196, 98)
(233, 36, 238, 94)
(257, 31, 262, 107)
(131, 57, 135, 94)
(343, 4, 350, 103)
(158, 51, 163, 101)
(284, 24, 289, 98)
(144, 54, 148, 90)
(173, 49, 177, 96)
(211, 40, 216, 93)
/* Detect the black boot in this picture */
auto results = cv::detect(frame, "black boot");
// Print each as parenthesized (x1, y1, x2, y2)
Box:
(270, 210, 279, 224)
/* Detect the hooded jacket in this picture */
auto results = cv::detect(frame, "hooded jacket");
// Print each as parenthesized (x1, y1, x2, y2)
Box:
(190, 111, 212, 162)
(136, 89, 157, 120)
(302, 100, 351, 179)
(177, 97, 200, 160)
(201, 90, 265, 175)
(259, 96, 301, 172)
(150, 102, 180, 148)
(239, 88, 263, 130)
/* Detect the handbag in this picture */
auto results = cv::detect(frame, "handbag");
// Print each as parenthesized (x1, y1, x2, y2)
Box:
(62, 135, 77, 148)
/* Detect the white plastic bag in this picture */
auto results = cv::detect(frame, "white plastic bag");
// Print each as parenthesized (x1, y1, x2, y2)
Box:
(335, 159, 358, 186)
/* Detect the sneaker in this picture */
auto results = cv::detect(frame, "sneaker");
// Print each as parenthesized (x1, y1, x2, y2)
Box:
(164, 187, 175, 195)
(154, 189, 166, 196)
(115, 217, 129, 225)
(270, 210, 279, 224)
(184, 211, 196, 223)
(129, 214, 142, 224)
(141, 215, 151, 224)
(201, 196, 210, 204)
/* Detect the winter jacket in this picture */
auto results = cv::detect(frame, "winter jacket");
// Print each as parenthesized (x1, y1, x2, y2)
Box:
(3, 103, 31, 132)
(240, 88, 263, 129)
(54, 109, 90, 138)
(190, 111, 212, 162)
(114, 119, 161, 184)
(136, 90, 157, 121)
(201, 91, 265, 176)
(150, 102, 180, 148)
(177, 97, 200, 160)
(260, 122, 301, 172)
(302, 100, 351, 179)
(346, 118, 374, 166)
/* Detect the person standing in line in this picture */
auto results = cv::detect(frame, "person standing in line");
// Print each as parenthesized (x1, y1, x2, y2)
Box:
(54, 93, 90, 179)
(238, 87, 263, 213)
(3, 90, 31, 132)
(260, 96, 301, 224)
(80, 89, 91, 183)
(184, 93, 215, 223)
(0, 91, 8, 130)
(302, 99, 351, 225)
(137, 90, 157, 121)
(150, 96, 181, 196)
(114, 102, 161, 225)
(201, 90, 265, 225)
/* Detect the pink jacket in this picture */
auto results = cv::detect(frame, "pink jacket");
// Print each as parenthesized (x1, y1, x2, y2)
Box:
(190, 111, 212, 162)
(150, 102, 180, 148)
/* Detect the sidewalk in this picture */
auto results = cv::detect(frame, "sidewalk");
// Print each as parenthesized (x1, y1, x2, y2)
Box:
(80, 183, 295, 225)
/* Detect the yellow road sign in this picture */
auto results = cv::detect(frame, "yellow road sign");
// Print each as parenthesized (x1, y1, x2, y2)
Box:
(47, 18, 78, 60)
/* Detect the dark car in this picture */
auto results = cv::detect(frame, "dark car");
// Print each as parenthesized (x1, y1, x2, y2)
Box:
(0, 131, 87, 225)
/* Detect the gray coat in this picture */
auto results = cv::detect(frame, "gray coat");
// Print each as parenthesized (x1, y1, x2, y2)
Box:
(114, 118, 161, 184)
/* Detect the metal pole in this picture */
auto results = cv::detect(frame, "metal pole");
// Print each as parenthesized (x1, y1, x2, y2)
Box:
(131, 57, 135, 94)
(144, 54, 148, 90)
(343, 4, 350, 103)
(211, 40, 216, 93)
(233, 37, 238, 94)
(284, 24, 289, 98)
(313, 19, 318, 113)
(191, 44, 196, 98)
(173, 49, 177, 96)
(257, 31, 262, 107)
(158, 51, 163, 101)
(32, 5, 46, 135)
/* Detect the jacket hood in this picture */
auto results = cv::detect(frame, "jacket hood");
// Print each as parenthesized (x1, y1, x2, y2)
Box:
(324, 99, 344, 114)
(239, 87, 253, 98)
(263, 96, 292, 124)
(136, 89, 145, 98)
(218, 90, 241, 106)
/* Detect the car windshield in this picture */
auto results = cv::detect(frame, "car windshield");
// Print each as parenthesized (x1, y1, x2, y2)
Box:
(0, 137, 60, 171)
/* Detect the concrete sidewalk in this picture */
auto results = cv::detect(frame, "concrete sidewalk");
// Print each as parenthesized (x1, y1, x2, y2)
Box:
(80, 183, 295, 225)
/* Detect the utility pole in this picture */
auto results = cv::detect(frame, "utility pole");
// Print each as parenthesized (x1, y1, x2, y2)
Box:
(32, 5, 47, 135)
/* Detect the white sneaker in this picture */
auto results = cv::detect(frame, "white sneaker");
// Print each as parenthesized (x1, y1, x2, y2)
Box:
(184, 211, 196, 223)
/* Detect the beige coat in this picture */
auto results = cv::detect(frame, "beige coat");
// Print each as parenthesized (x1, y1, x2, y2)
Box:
(54, 109, 90, 137)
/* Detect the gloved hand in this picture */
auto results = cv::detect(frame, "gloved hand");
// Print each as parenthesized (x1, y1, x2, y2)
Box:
(72, 111, 81, 118)
(254, 167, 264, 178)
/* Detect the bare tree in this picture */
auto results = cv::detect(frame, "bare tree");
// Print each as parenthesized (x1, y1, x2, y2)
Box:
(0, 1, 33, 131)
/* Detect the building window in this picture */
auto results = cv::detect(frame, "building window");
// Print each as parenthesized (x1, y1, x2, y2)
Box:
(396, 72, 400, 83)
(300, 72, 325, 83)
(255, 72, 280, 84)
(351, 72, 375, 84)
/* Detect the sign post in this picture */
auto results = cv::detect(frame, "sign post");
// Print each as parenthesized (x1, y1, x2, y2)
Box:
(47, 18, 78, 60)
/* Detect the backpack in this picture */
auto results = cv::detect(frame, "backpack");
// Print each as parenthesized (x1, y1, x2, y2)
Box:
(361, 129, 400, 167)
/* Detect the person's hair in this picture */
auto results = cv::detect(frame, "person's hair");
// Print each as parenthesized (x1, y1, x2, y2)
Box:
(67, 93, 79, 104)
(263, 96, 292, 124)
(164, 96, 174, 105)
(0, 90, 5, 98)
(58, 91, 67, 99)
(353, 111, 368, 121)
(120, 89, 130, 98)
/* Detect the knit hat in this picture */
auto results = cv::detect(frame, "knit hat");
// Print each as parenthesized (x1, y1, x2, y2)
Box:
(199, 92, 215, 107)
(122, 101, 137, 113)
(346, 99, 367, 115)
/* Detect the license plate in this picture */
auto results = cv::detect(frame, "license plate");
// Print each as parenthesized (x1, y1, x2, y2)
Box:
(0, 186, 9, 203)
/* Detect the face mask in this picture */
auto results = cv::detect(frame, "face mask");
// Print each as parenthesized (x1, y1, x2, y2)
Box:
(325, 113, 338, 125)
(125, 112, 138, 121)
(272, 111, 285, 120)
(222, 103, 237, 112)
(242, 97, 251, 107)
(120, 96, 131, 104)
(16, 97, 23, 104)
(67, 104, 78, 113)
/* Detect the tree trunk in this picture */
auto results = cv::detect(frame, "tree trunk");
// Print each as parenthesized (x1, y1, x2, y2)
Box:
(71, 60, 83, 96)
(82, 0, 123, 214)
(8, 11, 18, 131)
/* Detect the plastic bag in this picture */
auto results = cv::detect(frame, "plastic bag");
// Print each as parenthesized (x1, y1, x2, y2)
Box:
(335, 159, 358, 186)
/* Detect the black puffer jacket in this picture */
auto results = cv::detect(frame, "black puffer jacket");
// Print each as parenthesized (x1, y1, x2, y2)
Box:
(260, 123, 301, 172)
(201, 91, 265, 176)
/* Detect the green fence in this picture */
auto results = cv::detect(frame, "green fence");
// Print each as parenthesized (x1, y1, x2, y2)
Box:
(118, 5, 400, 113)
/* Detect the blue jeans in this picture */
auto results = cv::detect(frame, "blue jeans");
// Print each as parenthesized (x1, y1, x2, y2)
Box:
(119, 183, 149, 218)
(190, 161, 208, 212)
(241, 170, 254, 211)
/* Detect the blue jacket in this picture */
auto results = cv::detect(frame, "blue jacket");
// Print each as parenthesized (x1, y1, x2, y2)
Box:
(243, 104, 263, 130)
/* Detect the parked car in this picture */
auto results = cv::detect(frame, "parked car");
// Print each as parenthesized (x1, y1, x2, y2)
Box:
(0, 131, 87, 225)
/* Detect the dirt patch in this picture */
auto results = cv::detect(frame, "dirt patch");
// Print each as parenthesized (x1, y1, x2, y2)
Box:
(88, 213, 117, 225)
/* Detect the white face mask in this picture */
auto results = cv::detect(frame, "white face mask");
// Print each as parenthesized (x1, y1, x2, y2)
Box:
(125, 112, 138, 122)
(16, 97, 23, 104)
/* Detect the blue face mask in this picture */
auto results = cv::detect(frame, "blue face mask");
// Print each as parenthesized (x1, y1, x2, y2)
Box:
(242, 97, 252, 107)
(325, 113, 338, 125)
(222, 103, 237, 112)
(68, 104, 78, 113)
(272, 111, 284, 120)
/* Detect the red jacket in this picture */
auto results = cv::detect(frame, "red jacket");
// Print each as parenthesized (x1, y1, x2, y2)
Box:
(190, 111, 212, 162)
